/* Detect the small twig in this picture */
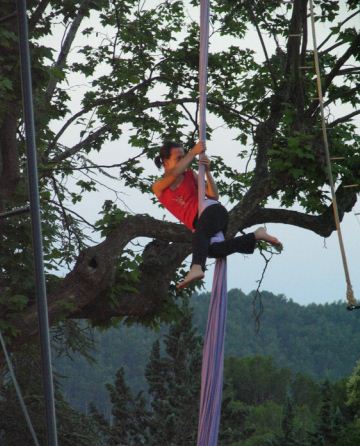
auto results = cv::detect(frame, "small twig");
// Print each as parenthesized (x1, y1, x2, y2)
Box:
(0, 11, 17, 23)
(112, 0, 121, 63)
(318, 9, 360, 50)
(248, 6, 278, 90)
(48, 199, 96, 230)
(252, 248, 273, 333)
(0, 206, 30, 219)
(51, 177, 81, 263)
(320, 40, 346, 55)
(181, 103, 198, 128)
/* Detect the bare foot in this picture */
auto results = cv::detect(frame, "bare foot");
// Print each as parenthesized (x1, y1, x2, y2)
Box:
(177, 264, 205, 289)
(254, 227, 283, 250)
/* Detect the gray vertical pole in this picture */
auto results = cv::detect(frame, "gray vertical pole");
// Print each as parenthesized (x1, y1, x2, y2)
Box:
(16, 1, 59, 445)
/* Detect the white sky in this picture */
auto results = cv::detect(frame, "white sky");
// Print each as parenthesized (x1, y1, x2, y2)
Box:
(43, 1, 360, 306)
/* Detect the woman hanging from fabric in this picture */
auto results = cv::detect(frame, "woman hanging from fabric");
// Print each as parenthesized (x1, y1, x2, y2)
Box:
(152, 141, 282, 289)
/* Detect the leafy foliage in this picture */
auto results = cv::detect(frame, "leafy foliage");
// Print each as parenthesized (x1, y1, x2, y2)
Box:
(0, 0, 359, 421)
(0, 345, 101, 446)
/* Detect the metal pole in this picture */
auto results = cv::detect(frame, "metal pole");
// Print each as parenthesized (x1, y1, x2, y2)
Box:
(16, 1, 58, 445)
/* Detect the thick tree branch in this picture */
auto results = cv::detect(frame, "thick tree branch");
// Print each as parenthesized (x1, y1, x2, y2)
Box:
(11, 215, 191, 347)
(246, 185, 357, 237)
(300, 2, 308, 66)
(10, 176, 358, 346)
(45, 0, 89, 104)
(246, 0, 306, 186)
(328, 110, 360, 127)
(307, 33, 360, 116)
(28, 0, 51, 32)
(284, 0, 307, 121)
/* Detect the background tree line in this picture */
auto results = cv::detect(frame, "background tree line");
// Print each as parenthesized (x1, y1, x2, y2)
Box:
(55, 289, 360, 414)
(3, 292, 360, 445)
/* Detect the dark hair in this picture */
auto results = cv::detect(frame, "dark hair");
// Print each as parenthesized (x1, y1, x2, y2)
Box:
(154, 141, 182, 169)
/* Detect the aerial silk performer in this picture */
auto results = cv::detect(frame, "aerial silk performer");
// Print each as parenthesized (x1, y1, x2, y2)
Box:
(152, 2, 281, 444)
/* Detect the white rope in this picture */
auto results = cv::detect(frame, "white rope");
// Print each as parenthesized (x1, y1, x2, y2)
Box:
(0, 331, 41, 446)
(309, 0, 356, 307)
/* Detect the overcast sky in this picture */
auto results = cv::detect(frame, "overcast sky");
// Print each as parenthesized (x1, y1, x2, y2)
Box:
(43, 1, 360, 307)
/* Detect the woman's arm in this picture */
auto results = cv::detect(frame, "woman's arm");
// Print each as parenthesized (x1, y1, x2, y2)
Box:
(205, 169, 219, 200)
(192, 156, 219, 200)
(152, 142, 205, 197)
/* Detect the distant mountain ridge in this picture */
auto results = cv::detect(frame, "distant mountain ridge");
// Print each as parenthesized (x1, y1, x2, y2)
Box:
(192, 289, 360, 379)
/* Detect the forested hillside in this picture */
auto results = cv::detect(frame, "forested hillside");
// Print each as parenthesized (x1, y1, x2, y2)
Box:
(55, 289, 360, 415)
(193, 289, 360, 378)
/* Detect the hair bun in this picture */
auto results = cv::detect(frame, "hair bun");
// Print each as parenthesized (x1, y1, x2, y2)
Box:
(154, 155, 162, 169)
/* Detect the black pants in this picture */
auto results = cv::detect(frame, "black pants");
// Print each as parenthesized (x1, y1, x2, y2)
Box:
(192, 204, 256, 270)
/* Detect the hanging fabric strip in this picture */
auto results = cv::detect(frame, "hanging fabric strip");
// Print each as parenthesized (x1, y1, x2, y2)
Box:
(197, 0, 210, 214)
(197, 1, 228, 445)
(197, 255, 227, 446)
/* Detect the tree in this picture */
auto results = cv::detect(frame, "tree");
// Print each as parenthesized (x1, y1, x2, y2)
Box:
(291, 373, 320, 411)
(93, 367, 150, 446)
(96, 305, 202, 445)
(330, 359, 360, 445)
(219, 396, 250, 445)
(145, 305, 202, 446)
(0, 345, 101, 445)
(333, 419, 360, 446)
(278, 396, 302, 446)
(224, 356, 291, 405)
(347, 360, 360, 417)
(308, 380, 339, 446)
(0, 0, 359, 347)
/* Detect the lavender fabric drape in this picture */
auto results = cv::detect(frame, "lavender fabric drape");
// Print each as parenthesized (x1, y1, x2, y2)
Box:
(196, 1, 228, 445)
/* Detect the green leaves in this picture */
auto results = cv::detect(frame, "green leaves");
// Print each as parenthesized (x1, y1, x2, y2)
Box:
(0, 76, 13, 94)
(95, 200, 127, 237)
(0, 0, 359, 340)
(0, 28, 17, 48)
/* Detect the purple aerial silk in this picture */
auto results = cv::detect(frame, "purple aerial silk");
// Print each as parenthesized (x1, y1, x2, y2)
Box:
(196, 1, 228, 445)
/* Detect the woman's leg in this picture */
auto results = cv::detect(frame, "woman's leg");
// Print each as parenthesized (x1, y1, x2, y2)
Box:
(191, 204, 228, 270)
(177, 204, 227, 289)
(208, 233, 256, 258)
(208, 227, 282, 258)
(178, 207, 282, 288)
